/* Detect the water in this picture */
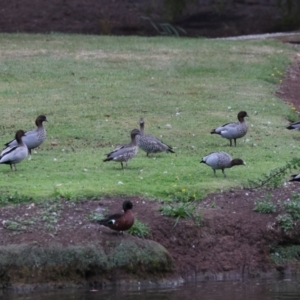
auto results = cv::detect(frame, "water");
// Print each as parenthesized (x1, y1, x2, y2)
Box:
(2, 278, 300, 300)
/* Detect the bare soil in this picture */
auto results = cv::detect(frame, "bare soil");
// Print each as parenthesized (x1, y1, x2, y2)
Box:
(0, 0, 298, 37)
(1, 0, 300, 286)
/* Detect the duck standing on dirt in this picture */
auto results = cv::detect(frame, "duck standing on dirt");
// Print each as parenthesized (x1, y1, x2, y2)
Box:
(0, 130, 28, 171)
(200, 151, 245, 177)
(103, 129, 140, 169)
(5, 115, 48, 154)
(211, 111, 248, 146)
(137, 117, 174, 156)
(98, 200, 134, 233)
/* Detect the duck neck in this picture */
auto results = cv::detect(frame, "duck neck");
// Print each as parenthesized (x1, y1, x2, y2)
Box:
(139, 123, 144, 134)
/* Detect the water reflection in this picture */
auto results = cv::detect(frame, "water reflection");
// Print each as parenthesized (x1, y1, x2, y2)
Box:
(2, 278, 300, 300)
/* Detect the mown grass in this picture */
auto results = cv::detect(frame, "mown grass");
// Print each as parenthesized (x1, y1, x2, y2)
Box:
(0, 33, 297, 203)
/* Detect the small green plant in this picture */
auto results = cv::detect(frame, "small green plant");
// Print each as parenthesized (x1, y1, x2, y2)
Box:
(0, 192, 32, 206)
(276, 213, 294, 232)
(3, 220, 26, 231)
(87, 212, 105, 222)
(275, 193, 300, 232)
(282, 194, 300, 220)
(160, 202, 202, 227)
(254, 196, 276, 214)
(128, 219, 150, 238)
(286, 104, 298, 123)
(168, 188, 200, 203)
(270, 245, 300, 264)
(52, 187, 73, 200)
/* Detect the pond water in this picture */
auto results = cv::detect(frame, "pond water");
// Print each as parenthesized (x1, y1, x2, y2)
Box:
(2, 277, 300, 300)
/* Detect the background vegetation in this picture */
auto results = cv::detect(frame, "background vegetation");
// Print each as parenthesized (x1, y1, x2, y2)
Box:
(0, 33, 297, 204)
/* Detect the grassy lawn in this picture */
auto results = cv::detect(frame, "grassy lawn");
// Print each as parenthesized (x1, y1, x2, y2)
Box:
(0, 33, 297, 203)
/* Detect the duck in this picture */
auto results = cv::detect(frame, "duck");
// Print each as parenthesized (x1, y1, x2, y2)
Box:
(286, 121, 300, 130)
(103, 128, 140, 169)
(5, 115, 48, 154)
(200, 151, 245, 177)
(0, 130, 29, 171)
(137, 117, 175, 156)
(98, 200, 134, 232)
(211, 111, 248, 146)
(289, 174, 300, 182)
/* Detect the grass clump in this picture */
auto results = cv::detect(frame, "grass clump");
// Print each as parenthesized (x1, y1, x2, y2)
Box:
(276, 213, 294, 232)
(160, 202, 202, 227)
(270, 245, 300, 265)
(254, 200, 276, 214)
(0, 192, 32, 206)
(276, 193, 300, 232)
(128, 219, 151, 238)
(254, 193, 276, 214)
(87, 212, 105, 222)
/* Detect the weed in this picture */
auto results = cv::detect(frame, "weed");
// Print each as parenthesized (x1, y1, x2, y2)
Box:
(168, 188, 200, 203)
(52, 188, 73, 200)
(87, 212, 105, 222)
(275, 193, 300, 232)
(286, 104, 299, 123)
(276, 213, 294, 232)
(0, 192, 32, 206)
(3, 220, 25, 231)
(128, 219, 151, 238)
(254, 194, 276, 214)
(160, 202, 202, 227)
(281, 194, 300, 219)
(270, 244, 300, 264)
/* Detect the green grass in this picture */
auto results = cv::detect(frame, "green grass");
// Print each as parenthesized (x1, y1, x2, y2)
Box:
(0, 33, 297, 203)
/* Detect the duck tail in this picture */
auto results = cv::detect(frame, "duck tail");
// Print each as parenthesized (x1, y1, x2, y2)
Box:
(290, 174, 300, 182)
(167, 148, 175, 154)
(286, 125, 295, 130)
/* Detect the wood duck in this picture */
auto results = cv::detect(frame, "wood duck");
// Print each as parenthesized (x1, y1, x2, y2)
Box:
(5, 115, 47, 154)
(137, 117, 174, 156)
(103, 129, 140, 169)
(200, 151, 245, 177)
(0, 130, 28, 171)
(98, 200, 134, 232)
(211, 111, 248, 146)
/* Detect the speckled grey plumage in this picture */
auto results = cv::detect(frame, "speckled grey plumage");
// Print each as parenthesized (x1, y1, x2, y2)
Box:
(5, 115, 47, 154)
(0, 130, 28, 171)
(211, 111, 248, 146)
(136, 118, 174, 156)
(200, 151, 245, 177)
(104, 129, 140, 169)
